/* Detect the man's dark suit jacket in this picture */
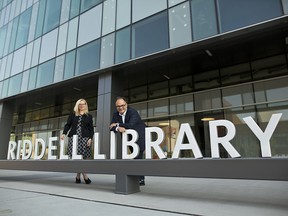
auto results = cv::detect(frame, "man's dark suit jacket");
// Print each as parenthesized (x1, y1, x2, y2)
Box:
(63, 113, 94, 139)
(110, 107, 146, 152)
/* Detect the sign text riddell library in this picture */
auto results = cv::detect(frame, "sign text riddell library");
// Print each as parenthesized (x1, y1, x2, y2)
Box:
(7, 113, 283, 160)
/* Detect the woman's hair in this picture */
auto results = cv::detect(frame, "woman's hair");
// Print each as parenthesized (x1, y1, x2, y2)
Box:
(74, 98, 89, 116)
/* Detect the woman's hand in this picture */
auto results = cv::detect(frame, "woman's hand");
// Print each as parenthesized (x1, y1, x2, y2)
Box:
(87, 138, 92, 147)
(60, 134, 65, 140)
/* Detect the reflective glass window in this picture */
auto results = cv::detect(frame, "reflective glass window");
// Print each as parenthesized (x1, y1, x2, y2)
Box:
(116, 0, 131, 29)
(8, 16, 19, 53)
(170, 75, 193, 95)
(102, 0, 116, 36)
(5, 53, 13, 78)
(28, 2, 38, 42)
(115, 27, 130, 64)
(169, 2, 192, 47)
(254, 77, 288, 104)
(283, 0, 288, 14)
(168, 0, 186, 7)
(148, 81, 169, 99)
(57, 23, 68, 55)
(21, 70, 29, 92)
(170, 94, 194, 115)
(194, 69, 220, 90)
(8, 73, 22, 96)
(28, 67, 37, 90)
(64, 50, 75, 79)
(132, 11, 169, 58)
(1, 79, 9, 98)
(75, 40, 100, 75)
(191, 0, 218, 40)
(218, 0, 282, 32)
(54, 54, 65, 82)
(81, 0, 102, 12)
(39, 28, 58, 63)
(0, 25, 7, 57)
(0, 57, 6, 81)
(194, 89, 222, 111)
(222, 84, 254, 108)
(69, 0, 80, 19)
(35, 0, 46, 38)
(66, 17, 78, 51)
(36, 59, 55, 88)
(220, 63, 251, 86)
(3, 22, 12, 56)
(31, 37, 41, 67)
(132, 0, 167, 23)
(60, 0, 70, 24)
(11, 46, 26, 76)
(15, 7, 31, 49)
(78, 4, 102, 46)
(100, 33, 115, 68)
(148, 98, 169, 118)
(43, 0, 61, 34)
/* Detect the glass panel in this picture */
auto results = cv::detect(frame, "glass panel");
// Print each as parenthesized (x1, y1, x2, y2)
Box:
(194, 89, 222, 111)
(60, 0, 70, 24)
(43, 0, 61, 34)
(5, 53, 13, 79)
(24, 42, 33, 70)
(132, 0, 167, 23)
(100, 33, 115, 68)
(102, 0, 116, 35)
(0, 25, 7, 57)
(64, 50, 75, 79)
(191, 0, 218, 40)
(222, 84, 254, 108)
(194, 69, 220, 90)
(57, 23, 68, 55)
(130, 102, 147, 119)
(28, 1, 38, 42)
(36, 59, 55, 88)
(8, 73, 22, 96)
(220, 63, 251, 86)
(8, 16, 19, 53)
(3, 22, 12, 56)
(148, 98, 169, 118)
(129, 86, 148, 103)
(69, 0, 80, 19)
(66, 17, 78, 51)
(283, 0, 288, 14)
(15, 7, 31, 49)
(78, 4, 102, 46)
(257, 106, 288, 157)
(218, 0, 282, 32)
(11, 46, 26, 76)
(251, 55, 288, 80)
(254, 77, 288, 104)
(224, 109, 260, 157)
(115, 27, 130, 64)
(75, 39, 100, 75)
(54, 54, 65, 82)
(35, 0, 46, 38)
(31, 37, 41, 67)
(21, 70, 29, 92)
(0, 57, 6, 81)
(170, 75, 193, 95)
(39, 28, 58, 63)
(81, 0, 101, 12)
(28, 67, 37, 90)
(132, 11, 169, 58)
(116, 0, 131, 29)
(1, 79, 9, 98)
(170, 94, 194, 115)
(169, 2, 192, 47)
(148, 81, 169, 99)
(168, 0, 185, 7)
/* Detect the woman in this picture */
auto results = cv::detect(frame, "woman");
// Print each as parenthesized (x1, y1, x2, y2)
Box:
(61, 99, 94, 184)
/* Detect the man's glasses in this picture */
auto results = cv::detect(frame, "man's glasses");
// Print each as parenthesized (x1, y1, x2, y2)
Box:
(116, 104, 126, 108)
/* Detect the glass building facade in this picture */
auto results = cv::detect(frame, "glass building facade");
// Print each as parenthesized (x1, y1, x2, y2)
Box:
(0, 0, 288, 160)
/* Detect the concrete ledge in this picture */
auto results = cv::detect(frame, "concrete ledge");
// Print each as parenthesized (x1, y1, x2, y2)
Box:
(0, 158, 287, 193)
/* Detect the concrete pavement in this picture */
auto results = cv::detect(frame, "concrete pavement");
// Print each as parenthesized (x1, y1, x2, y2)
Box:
(0, 170, 287, 216)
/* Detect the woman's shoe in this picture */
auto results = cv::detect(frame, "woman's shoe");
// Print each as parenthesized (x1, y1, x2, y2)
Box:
(84, 178, 91, 184)
(75, 177, 81, 184)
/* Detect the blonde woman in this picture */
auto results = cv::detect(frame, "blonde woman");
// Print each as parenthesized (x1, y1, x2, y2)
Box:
(61, 99, 94, 184)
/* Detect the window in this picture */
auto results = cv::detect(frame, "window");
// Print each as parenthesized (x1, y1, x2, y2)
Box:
(8, 73, 22, 96)
(100, 33, 115, 68)
(36, 59, 55, 88)
(132, 11, 169, 58)
(15, 7, 32, 49)
(75, 40, 100, 75)
(64, 50, 75, 79)
(39, 28, 58, 63)
(43, 0, 61, 34)
(115, 27, 131, 64)
(102, 0, 116, 36)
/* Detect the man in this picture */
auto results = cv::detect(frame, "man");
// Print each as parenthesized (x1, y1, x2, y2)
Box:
(109, 96, 146, 186)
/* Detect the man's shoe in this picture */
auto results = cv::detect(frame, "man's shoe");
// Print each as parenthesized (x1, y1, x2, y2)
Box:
(139, 179, 145, 186)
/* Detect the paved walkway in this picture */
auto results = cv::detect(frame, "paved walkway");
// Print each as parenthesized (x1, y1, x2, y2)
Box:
(0, 170, 287, 216)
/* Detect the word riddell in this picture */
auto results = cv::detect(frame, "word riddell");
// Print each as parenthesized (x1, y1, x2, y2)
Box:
(7, 113, 282, 160)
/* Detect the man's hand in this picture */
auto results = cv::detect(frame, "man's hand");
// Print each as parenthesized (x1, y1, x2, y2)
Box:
(118, 127, 126, 133)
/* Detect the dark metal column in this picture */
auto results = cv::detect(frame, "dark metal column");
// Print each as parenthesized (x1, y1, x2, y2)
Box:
(0, 102, 14, 159)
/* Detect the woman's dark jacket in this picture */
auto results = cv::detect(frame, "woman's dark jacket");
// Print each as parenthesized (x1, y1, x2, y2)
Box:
(63, 113, 94, 139)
